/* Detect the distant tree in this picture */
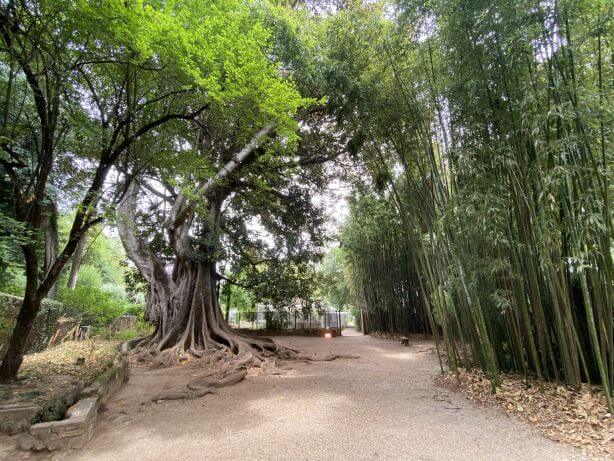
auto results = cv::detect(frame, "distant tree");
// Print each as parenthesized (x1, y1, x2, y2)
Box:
(319, 247, 351, 311)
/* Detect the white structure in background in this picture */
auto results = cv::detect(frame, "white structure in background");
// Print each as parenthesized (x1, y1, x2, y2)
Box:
(321, 310, 350, 328)
(227, 305, 350, 330)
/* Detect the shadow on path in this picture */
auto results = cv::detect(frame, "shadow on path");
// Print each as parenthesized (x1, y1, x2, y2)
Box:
(68, 334, 586, 461)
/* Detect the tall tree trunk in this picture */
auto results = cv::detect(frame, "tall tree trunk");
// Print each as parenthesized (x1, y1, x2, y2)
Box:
(225, 287, 231, 323)
(139, 258, 279, 368)
(0, 299, 42, 380)
(43, 200, 59, 297)
(0, 250, 41, 381)
(66, 232, 88, 290)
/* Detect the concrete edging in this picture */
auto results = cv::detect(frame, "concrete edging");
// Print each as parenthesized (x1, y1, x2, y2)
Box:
(17, 348, 129, 451)
(0, 404, 43, 435)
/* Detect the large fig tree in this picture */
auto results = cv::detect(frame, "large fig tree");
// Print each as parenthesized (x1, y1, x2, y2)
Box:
(115, 3, 345, 371)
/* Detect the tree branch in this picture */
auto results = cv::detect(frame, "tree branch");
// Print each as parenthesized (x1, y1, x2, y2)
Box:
(116, 179, 172, 289)
(106, 104, 209, 164)
(168, 122, 276, 231)
(215, 272, 264, 289)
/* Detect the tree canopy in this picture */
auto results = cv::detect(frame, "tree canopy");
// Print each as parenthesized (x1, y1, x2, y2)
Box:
(0, 0, 611, 412)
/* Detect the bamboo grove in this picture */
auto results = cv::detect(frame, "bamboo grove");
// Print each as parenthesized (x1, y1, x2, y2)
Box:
(332, 0, 612, 407)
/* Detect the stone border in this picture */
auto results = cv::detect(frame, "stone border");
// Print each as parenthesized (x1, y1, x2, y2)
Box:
(20, 397, 98, 450)
(17, 347, 129, 451)
(0, 404, 43, 435)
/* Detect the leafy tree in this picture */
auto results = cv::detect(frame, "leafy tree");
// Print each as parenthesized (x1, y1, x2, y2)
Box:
(0, 0, 214, 381)
(319, 247, 351, 311)
(115, 1, 343, 369)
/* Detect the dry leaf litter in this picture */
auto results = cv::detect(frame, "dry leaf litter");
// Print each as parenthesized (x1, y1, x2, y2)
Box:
(0, 339, 118, 407)
(437, 368, 613, 459)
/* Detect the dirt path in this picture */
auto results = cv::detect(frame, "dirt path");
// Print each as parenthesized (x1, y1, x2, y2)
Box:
(69, 332, 586, 461)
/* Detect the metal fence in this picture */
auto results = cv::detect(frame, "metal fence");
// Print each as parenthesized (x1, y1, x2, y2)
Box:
(227, 310, 351, 331)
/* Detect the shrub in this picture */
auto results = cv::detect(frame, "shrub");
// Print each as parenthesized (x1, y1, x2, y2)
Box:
(0, 270, 27, 297)
(57, 285, 126, 330)
(101, 318, 153, 341)
(56, 264, 136, 330)
(101, 282, 126, 300)
(75, 264, 103, 289)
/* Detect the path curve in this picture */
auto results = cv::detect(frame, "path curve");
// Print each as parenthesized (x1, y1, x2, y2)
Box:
(72, 332, 586, 461)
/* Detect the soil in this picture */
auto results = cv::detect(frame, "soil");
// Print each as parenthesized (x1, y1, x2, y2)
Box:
(58, 330, 594, 460)
(2, 331, 595, 460)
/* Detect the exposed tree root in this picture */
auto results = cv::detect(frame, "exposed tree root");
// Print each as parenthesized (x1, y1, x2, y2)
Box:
(309, 353, 360, 361)
(145, 352, 358, 404)
(293, 353, 360, 363)
(187, 369, 247, 390)
(151, 388, 217, 402)
(148, 369, 247, 403)
(128, 316, 360, 406)
(131, 324, 303, 373)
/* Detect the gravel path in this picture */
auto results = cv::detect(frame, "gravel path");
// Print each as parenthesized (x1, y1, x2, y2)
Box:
(71, 332, 586, 461)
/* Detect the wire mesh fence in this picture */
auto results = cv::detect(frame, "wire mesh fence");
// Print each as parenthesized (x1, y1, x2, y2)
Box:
(227, 309, 352, 331)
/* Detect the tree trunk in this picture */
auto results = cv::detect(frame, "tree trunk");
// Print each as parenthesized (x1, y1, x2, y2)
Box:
(118, 182, 289, 372)
(0, 297, 42, 381)
(43, 201, 59, 297)
(0, 257, 42, 381)
(137, 259, 281, 368)
(225, 287, 231, 323)
(66, 232, 88, 290)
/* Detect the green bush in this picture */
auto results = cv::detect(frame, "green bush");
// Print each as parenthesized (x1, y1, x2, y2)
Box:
(57, 285, 127, 330)
(0, 270, 27, 297)
(75, 264, 103, 289)
(102, 282, 126, 300)
(101, 319, 152, 341)
(56, 264, 139, 330)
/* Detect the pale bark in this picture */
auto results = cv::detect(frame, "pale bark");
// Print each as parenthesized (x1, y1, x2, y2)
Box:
(66, 232, 88, 290)
(43, 201, 59, 297)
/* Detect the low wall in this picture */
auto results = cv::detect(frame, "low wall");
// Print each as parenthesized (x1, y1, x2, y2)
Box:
(0, 404, 44, 435)
(16, 353, 129, 451)
(0, 293, 73, 354)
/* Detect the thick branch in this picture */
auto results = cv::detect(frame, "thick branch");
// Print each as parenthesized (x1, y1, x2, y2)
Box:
(215, 272, 263, 289)
(168, 122, 276, 232)
(106, 105, 209, 165)
(117, 180, 171, 289)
